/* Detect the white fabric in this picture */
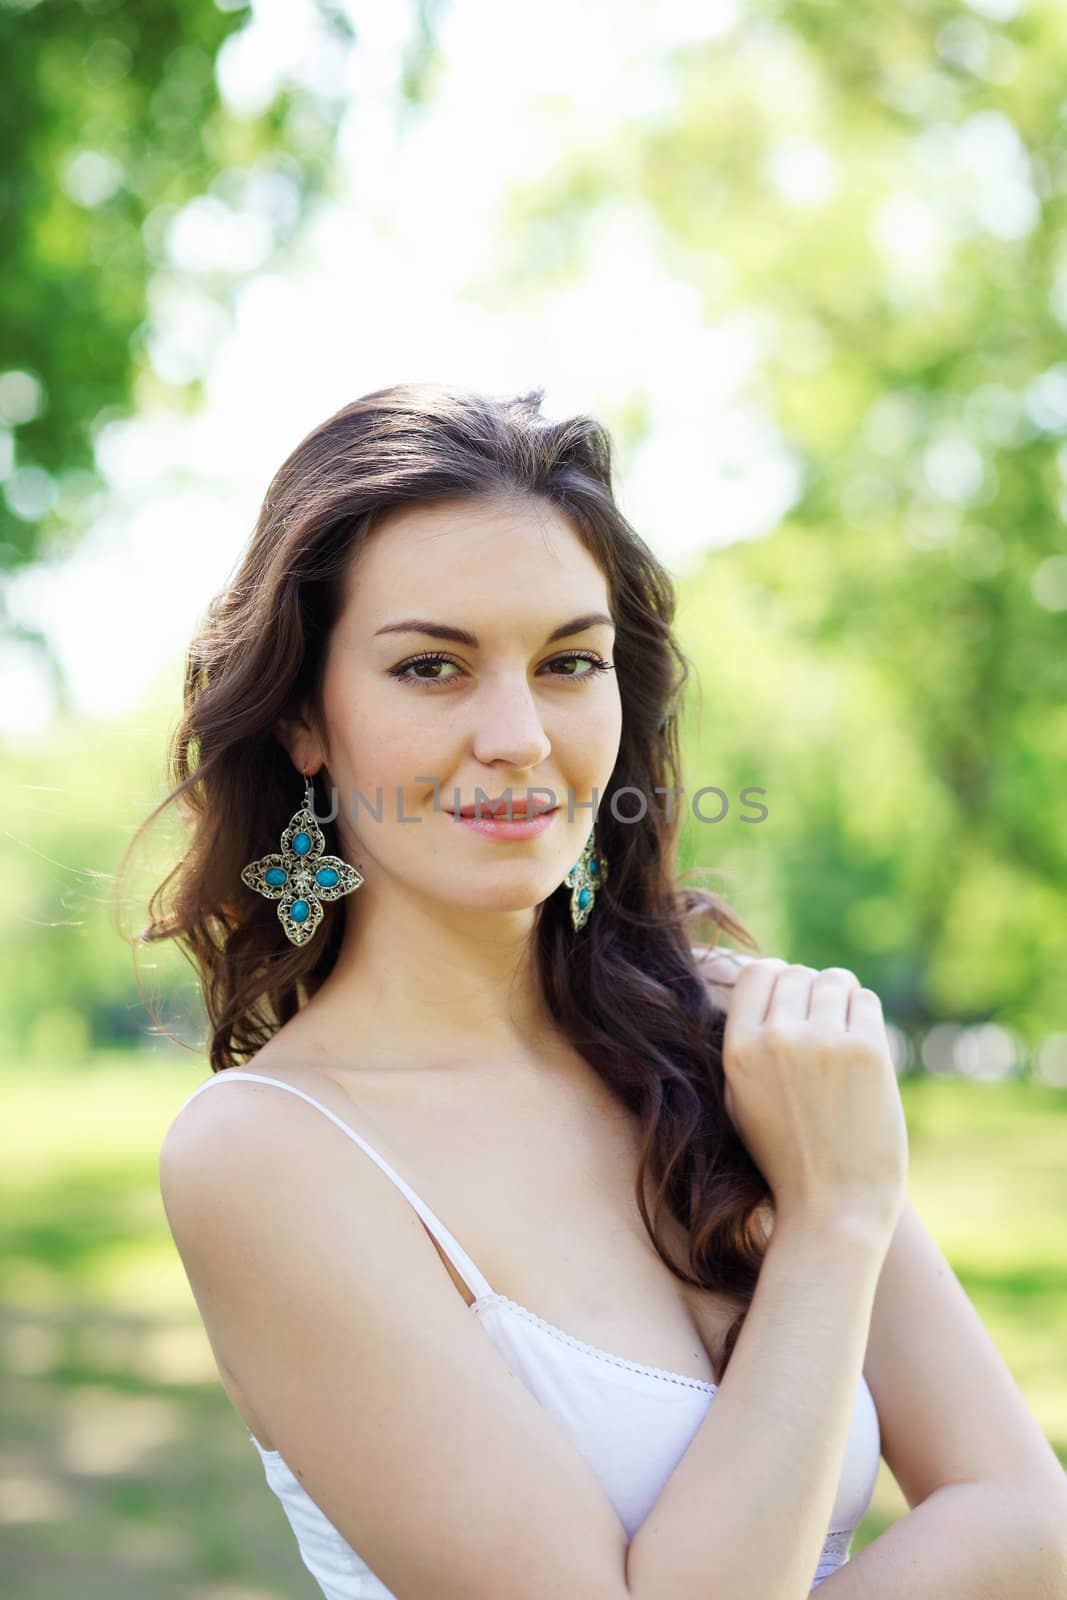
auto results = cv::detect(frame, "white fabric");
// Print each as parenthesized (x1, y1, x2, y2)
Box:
(179, 1070, 881, 1596)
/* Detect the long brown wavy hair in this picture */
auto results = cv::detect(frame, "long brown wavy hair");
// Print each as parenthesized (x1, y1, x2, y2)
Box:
(122, 381, 771, 1376)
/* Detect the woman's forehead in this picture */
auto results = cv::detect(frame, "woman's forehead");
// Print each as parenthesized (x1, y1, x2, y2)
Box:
(340, 499, 610, 622)
(365, 494, 582, 556)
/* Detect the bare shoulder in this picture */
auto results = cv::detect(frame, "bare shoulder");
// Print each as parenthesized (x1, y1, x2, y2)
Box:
(160, 1065, 338, 1188)
(158, 1068, 410, 1290)
(158, 1073, 632, 1600)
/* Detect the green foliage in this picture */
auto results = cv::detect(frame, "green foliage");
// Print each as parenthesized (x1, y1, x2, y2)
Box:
(1, 659, 206, 1062)
(0, 0, 356, 575)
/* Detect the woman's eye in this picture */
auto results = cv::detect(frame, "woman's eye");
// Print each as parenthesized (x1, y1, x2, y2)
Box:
(389, 652, 614, 688)
(393, 656, 460, 685)
(546, 654, 611, 679)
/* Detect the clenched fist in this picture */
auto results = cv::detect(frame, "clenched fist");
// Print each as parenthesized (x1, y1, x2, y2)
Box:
(706, 954, 909, 1239)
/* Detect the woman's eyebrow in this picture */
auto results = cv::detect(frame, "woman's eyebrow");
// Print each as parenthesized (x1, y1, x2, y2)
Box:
(373, 612, 615, 647)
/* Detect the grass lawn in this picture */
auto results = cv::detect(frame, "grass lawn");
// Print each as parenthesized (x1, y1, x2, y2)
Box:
(2, 1051, 1064, 1596)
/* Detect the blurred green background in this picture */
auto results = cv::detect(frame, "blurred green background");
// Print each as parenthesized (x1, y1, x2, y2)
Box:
(3, 0, 1066, 1593)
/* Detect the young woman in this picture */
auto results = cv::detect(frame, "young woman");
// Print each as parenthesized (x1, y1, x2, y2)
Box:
(141, 384, 1067, 1599)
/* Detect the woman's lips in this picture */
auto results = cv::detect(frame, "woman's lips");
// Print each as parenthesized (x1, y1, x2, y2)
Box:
(454, 797, 555, 816)
(447, 807, 559, 841)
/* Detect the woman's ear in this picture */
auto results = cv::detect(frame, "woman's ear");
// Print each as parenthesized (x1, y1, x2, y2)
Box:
(273, 709, 323, 776)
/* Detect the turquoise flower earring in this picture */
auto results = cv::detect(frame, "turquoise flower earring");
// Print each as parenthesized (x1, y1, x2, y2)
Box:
(241, 769, 363, 947)
(564, 827, 607, 932)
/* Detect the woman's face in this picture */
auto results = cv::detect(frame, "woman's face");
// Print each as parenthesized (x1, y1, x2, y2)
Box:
(294, 494, 624, 916)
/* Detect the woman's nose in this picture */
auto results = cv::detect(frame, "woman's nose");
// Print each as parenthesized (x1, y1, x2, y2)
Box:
(469, 677, 552, 769)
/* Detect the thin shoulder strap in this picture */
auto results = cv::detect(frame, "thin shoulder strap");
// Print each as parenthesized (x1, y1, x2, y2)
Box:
(178, 1070, 495, 1302)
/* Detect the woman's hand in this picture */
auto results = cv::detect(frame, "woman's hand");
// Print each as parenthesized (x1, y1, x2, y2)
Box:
(719, 958, 909, 1239)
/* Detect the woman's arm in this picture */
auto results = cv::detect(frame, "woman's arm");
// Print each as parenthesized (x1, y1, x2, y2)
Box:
(812, 1197, 1067, 1597)
(626, 1210, 889, 1600)
(688, 943, 1067, 1596)
(808, 1478, 1067, 1598)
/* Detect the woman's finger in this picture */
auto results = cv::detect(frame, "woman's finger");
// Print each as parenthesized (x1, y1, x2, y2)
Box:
(807, 967, 861, 1031)
(721, 957, 789, 1038)
(846, 984, 885, 1036)
(764, 964, 817, 1025)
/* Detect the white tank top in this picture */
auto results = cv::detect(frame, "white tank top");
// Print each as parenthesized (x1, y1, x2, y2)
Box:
(178, 1070, 881, 1596)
